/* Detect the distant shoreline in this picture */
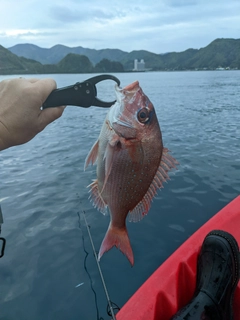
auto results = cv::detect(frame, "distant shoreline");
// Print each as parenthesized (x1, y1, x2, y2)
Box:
(1, 69, 239, 77)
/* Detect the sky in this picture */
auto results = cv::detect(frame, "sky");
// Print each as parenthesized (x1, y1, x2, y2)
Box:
(1, 0, 240, 54)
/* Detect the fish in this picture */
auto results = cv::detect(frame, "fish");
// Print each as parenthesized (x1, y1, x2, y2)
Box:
(84, 81, 177, 266)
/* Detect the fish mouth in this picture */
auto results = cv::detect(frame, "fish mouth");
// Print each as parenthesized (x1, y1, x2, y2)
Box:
(107, 82, 143, 139)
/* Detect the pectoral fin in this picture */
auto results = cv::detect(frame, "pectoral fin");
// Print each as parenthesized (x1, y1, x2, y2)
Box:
(84, 140, 99, 170)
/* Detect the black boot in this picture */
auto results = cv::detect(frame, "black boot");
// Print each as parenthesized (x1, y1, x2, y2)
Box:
(171, 230, 240, 320)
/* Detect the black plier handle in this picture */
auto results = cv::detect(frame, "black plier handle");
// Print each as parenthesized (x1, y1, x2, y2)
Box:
(42, 74, 120, 109)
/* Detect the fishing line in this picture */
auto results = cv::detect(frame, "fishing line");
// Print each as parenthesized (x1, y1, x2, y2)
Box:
(81, 209, 119, 320)
(77, 210, 102, 320)
(76, 199, 120, 320)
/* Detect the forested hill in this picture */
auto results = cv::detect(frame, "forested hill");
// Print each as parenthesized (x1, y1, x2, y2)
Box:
(0, 47, 124, 75)
(1, 38, 239, 74)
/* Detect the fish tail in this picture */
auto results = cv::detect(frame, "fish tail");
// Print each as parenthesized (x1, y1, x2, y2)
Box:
(98, 225, 134, 266)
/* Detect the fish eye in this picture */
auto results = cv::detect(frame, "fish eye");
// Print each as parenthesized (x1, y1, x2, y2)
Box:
(137, 108, 150, 123)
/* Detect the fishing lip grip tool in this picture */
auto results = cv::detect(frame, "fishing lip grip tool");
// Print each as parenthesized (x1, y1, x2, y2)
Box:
(42, 74, 120, 109)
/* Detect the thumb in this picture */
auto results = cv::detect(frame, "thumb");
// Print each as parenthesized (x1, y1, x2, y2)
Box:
(38, 106, 65, 131)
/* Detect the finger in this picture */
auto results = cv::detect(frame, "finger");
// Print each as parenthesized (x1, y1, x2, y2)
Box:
(27, 78, 41, 83)
(38, 106, 65, 131)
(31, 78, 57, 103)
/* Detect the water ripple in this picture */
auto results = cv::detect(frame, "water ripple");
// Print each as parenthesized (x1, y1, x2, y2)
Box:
(0, 71, 240, 319)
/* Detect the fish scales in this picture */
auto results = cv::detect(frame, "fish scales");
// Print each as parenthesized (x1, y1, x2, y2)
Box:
(85, 81, 177, 265)
(101, 139, 158, 223)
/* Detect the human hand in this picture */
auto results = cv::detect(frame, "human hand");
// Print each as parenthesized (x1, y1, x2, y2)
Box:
(0, 78, 65, 150)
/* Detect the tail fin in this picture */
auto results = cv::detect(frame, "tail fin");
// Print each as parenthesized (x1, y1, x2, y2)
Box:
(98, 225, 134, 266)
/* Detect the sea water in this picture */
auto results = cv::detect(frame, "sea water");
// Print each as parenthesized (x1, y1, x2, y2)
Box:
(0, 71, 239, 319)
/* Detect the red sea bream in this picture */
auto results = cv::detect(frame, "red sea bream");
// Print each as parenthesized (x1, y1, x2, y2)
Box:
(85, 81, 177, 266)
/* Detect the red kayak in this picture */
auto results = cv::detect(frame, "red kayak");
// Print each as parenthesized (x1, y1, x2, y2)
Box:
(116, 195, 240, 320)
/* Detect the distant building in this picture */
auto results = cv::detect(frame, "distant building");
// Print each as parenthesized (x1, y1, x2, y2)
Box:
(133, 59, 145, 71)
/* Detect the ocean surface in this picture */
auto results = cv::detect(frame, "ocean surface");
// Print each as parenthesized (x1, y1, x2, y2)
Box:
(0, 71, 239, 320)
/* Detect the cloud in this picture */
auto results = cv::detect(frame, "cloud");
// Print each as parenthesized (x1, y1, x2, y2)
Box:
(0, 0, 240, 53)
(164, 0, 199, 7)
(48, 4, 127, 25)
(49, 6, 84, 23)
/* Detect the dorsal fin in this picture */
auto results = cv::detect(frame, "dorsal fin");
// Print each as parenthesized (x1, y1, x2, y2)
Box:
(128, 148, 178, 222)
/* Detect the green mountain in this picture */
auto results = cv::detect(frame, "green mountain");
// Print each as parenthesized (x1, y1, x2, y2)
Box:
(1, 38, 240, 74)
(121, 38, 240, 71)
(8, 43, 128, 65)
(183, 38, 240, 69)
(94, 58, 124, 73)
(0, 45, 43, 74)
(57, 53, 94, 73)
(0, 46, 125, 74)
